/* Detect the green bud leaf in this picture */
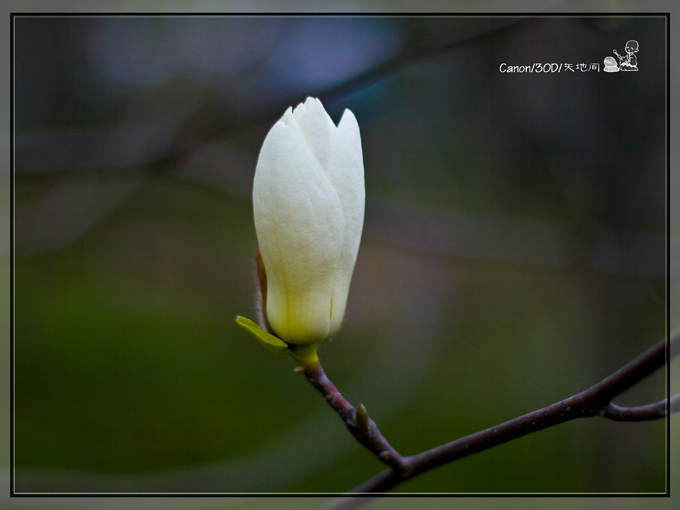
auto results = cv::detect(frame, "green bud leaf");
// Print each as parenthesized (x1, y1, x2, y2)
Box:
(235, 316, 291, 356)
(355, 403, 370, 435)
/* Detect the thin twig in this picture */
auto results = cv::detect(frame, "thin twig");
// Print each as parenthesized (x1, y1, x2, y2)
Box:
(600, 398, 672, 421)
(315, 329, 678, 506)
(302, 363, 408, 472)
(672, 393, 680, 414)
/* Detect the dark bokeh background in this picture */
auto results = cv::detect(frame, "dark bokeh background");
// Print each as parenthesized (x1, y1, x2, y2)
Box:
(13, 15, 667, 495)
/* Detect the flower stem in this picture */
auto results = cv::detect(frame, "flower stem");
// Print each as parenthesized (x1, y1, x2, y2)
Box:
(291, 343, 320, 370)
(301, 361, 408, 472)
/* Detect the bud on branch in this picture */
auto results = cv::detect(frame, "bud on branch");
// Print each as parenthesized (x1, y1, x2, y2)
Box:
(253, 97, 365, 345)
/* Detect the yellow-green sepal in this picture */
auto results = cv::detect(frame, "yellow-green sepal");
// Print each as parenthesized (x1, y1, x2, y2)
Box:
(235, 315, 291, 356)
(290, 343, 320, 371)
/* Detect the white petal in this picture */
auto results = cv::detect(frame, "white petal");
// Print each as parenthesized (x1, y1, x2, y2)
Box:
(280, 106, 306, 142)
(292, 101, 307, 120)
(295, 97, 336, 172)
(253, 120, 345, 343)
(279, 107, 294, 127)
(325, 109, 365, 335)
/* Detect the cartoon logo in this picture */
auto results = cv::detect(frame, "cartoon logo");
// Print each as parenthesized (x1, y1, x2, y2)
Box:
(603, 56, 619, 72)
(605, 40, 639, 72)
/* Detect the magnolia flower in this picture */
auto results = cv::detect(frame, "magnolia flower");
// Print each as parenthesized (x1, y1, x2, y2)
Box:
(253, 97, 365, 345)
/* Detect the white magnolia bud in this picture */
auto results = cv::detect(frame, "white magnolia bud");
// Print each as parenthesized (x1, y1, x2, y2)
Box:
(253, 97, 365, 344)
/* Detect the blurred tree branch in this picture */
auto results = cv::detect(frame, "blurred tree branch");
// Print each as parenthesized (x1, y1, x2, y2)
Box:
(16, 18, 525, 178)
(313, 329, 677, 507)
(15, 16, 665, 282)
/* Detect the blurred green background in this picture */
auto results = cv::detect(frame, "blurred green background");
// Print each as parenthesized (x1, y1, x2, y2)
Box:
(7, 5, 676, 508)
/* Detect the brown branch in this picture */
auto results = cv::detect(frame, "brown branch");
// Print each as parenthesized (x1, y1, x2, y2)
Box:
(600, 397, 675, 421)
(313, 329, 677, 506)
(301, 363, 407, 472)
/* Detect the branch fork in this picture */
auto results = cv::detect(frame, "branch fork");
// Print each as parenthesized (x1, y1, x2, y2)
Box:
(303, 330, 679, 500)
(235, 314, 677, 498)
(301, 362, 409, 474)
